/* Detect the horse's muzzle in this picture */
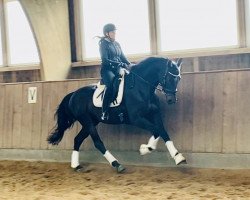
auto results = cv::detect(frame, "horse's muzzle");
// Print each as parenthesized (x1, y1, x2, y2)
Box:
(166, 94, 177, 104)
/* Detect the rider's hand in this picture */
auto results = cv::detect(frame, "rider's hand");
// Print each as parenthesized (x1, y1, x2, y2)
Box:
(119, 68, 129, 76)
(119, 68, 125, 76)
(124, 68, 130, 74)
(118, 62, 128, 69)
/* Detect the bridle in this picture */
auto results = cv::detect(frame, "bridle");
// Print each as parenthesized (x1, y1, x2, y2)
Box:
(159, 61, 181, 95)
(129, 60, 181, 95)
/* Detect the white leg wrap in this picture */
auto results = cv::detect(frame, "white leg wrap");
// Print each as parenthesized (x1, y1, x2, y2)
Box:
(148, 136, 160, 150)
(71, 150, 80, 168)
(103, 150, 117, 165)
(140, 136, 160, 155)
(174, 153, 186, 165)
(165, 141, 178, 158)
(139, 144, 151, 155)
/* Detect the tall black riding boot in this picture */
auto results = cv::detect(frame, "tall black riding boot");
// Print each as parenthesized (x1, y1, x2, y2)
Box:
(101, 87, 112, 120)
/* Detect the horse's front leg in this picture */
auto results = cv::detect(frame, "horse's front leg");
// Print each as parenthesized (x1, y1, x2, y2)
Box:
(137, 106, 161, 155)
(134, 112, 186, 165)
(152, 113, 186, 165)
(89, 125, 126, 173)
(132, 114, 164, 154)
(139, 132, 160, 155)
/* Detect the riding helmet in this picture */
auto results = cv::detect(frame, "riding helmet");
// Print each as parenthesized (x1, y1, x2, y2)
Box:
(103, 23, 116, 35)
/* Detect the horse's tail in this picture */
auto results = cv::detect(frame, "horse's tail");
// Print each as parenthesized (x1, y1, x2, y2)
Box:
(47, 92, 76, 145)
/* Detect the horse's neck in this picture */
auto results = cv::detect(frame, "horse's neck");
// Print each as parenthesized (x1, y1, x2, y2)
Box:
(125, 73, 158, 108)
(135, 67, 160, 87)
(126, 72, 157, 98)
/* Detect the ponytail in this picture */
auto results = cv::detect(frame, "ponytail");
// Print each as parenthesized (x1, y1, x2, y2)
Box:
(93, 36, 106, 45)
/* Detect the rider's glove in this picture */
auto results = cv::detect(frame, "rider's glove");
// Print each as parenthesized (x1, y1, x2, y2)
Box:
(118, 68, 130, 76)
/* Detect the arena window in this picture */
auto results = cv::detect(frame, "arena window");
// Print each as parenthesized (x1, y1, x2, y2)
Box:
(0, 25, 2, 66)
(76, 0, 150, 62)
(0, 0, 39, 68)
(246, 0, 250, 46)
(157, 0, 238, 52)
(72, 0, 250, 66)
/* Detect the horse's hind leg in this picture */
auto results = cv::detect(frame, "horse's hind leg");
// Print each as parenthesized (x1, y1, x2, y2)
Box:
(88, 125, 126, 173)
(71, 128, 89, 171)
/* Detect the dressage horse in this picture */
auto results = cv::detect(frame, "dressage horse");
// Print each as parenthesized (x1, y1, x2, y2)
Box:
(47, 57, 186, 173)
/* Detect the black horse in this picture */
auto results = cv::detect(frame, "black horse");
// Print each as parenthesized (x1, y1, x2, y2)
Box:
(47, 57, 186, 173)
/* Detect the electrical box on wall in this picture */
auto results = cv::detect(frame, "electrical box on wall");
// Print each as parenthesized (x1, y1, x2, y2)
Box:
(28, 87, 37, 104)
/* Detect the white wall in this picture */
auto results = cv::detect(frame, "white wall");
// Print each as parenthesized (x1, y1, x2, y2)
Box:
(20, 0, 71, 81)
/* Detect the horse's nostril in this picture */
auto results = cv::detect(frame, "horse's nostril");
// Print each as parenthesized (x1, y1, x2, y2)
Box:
(167, 97, 177, 104)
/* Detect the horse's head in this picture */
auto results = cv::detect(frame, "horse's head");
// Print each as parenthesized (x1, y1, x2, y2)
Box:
(160, 58, 182, 104)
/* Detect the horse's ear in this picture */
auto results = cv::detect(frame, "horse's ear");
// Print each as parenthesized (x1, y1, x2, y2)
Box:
(166, 58, 174, 67)
(176, 58, 183, 67)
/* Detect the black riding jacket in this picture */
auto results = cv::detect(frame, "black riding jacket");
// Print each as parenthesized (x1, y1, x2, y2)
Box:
(99, 38, 130, 74)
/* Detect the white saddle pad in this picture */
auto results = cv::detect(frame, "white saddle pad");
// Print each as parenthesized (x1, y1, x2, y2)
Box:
(93, 74, 125, 108)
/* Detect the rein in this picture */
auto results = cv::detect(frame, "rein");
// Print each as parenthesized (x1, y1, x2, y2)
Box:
(128, 59, 180, 95)
(129, 70, 166, 93)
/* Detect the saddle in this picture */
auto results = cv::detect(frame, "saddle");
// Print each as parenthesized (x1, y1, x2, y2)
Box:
(93, 72, 126, 108)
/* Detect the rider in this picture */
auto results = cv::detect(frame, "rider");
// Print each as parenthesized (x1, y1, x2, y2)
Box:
(99, 23, 130, 120)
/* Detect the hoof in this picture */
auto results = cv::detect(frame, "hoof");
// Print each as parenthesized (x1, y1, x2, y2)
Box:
(117, 165, 126, 173)
(174, 153, 187, 165)
(178, 159, 187, 165)
(74, 165, 84, 172)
